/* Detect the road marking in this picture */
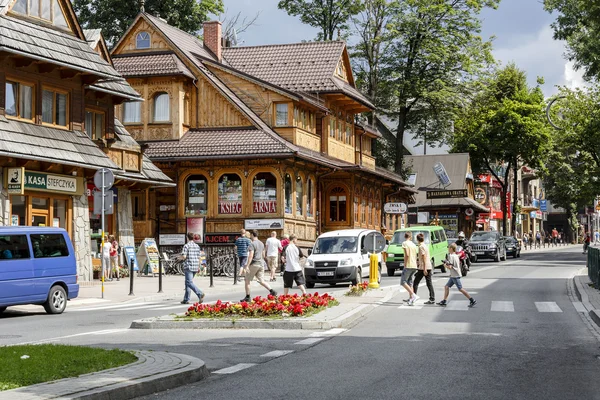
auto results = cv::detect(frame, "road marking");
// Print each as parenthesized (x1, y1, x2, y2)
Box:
(213, 363, 256, 374)
(21, 329, 129, 345)
(114, 304, 170, 312)
(573, 301, 587, 313)
(446, 300, 470, 310)
(491, 301, 515, 312)
(152, 305, 190, 311)
(309, 328, 346, 337)
(535, 302, 563, 313)
(68, 302, 161, 312)
(260, 350, 294, 358)
(398, 304, 423, 310)
(295, 338, 324, 345)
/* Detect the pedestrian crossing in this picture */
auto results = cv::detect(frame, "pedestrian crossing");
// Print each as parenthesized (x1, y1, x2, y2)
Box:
(67, 301, 192, 313)
(398, 300, 567, 313)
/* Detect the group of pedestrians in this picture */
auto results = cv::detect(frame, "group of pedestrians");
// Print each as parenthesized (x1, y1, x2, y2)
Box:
(400, 232, 476, 308)
(522, 228, 566, 249)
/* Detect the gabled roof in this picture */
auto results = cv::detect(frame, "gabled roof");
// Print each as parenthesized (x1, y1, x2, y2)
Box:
(113, 52, 194, 80)
(84, 29, 102, 48)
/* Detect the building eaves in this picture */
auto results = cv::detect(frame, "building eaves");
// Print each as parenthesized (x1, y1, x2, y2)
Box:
(112, 52, 195, 80)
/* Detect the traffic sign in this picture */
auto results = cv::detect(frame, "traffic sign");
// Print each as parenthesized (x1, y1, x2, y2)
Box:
(94, 168, 114, 190)
(384, 202, 407, 214)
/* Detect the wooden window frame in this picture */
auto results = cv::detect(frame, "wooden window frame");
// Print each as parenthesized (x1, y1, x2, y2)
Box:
(5, 77, 35, 123)
(275, 103, 289, 127)
(152, 92, 170, 123)
(136, 32, 151, 49)
(41, 86, 69, 129)
(85, 108, 105, 140)
(10, 193, 73, 236)
(327, 185, 349, 224)
(123, 101, 142, 124)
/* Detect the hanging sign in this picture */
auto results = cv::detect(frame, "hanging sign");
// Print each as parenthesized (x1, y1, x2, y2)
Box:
(426, 189, 468, 199)
(245, 219, 284, 229)
(384, 203, 407, 214)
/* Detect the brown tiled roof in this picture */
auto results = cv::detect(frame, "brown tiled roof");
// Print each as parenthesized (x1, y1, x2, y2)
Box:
(143, 129, 294, 160)
(222, 42, 374, 108)
(113, 53, 194, 79)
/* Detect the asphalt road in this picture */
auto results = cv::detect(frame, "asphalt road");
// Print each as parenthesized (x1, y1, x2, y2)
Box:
(3, 245, 599, 400)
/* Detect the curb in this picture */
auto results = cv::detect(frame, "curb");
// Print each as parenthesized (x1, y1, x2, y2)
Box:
(0, 351, 208, 400)
(572, 275, 600, 328)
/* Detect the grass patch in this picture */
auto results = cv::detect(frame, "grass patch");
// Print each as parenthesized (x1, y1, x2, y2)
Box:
(0, 344, 137, 391)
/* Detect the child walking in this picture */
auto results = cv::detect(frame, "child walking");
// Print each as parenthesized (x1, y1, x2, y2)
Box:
(437, 243, 476, 308)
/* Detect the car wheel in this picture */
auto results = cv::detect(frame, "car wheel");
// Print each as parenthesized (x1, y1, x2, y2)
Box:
(43, 285, 67, 314)
(0, 306, 6, 314)
(351, 267, 362, 286)
(387, 268, 395, 277)
(306, 282, 315, 289)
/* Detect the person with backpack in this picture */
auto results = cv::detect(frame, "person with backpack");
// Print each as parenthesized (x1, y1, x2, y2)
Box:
(535, 231, 541, 249)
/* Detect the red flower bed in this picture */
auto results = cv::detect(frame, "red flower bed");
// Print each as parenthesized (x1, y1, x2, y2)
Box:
(185, 293, 338, 318)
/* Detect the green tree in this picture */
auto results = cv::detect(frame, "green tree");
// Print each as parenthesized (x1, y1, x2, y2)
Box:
(73, 0, 224, 46)
(277, 0, 363, 40)
(544, 0, 600, 81)
(452, 64, 552, 235)
(377, 0, 498, 175)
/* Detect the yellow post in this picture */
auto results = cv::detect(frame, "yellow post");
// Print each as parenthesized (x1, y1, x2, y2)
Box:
(368, 253, 380, 289)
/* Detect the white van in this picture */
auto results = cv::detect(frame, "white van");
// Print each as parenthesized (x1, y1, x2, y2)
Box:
(304, 229, 385, 288)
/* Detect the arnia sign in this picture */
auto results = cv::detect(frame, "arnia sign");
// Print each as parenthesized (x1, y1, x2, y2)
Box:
(384, 202, 407, 214)
(253, 201, 277, 213)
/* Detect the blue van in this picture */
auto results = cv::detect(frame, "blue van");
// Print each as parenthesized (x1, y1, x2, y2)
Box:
(0, 227, 79, 314)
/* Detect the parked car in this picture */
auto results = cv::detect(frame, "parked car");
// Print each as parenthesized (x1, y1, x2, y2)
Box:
(504, 236, 521, 258)
(304, 229, 385, 288)
(0, 227, 79, 314)
(385, 226, 449, 275)
(470, 231, 506, 262)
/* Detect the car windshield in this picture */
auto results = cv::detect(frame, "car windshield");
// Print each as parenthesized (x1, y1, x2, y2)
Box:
(470, 232, 499, 242)
(313, 236, 358, 254)
(391, 231, 430, 245)
(504, 237, 516, 243)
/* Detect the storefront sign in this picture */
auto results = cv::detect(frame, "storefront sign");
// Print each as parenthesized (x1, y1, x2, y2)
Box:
(245, 219, 284, 230)
(22, 171, 83, 195)
(253, 201, 277, 214)
(6, 167, 24, 195)
(529, 211, 543, 219)
(186, 217, 205, 243)
(219, 202, 242, 214)
(205, 233, 239, 245)
(159, 234, 186, 246)
(384, 202, 407, 214)
(476, 174, 492, 183)
(426, 189, 468, 199)
(474, 187, 487, 205)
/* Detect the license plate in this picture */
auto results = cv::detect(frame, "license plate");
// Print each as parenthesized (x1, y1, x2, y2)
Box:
(474, 251, 485, 255)
(317, 271, 335, 277)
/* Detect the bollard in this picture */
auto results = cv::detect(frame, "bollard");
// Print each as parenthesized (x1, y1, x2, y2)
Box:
(233, 255, 238, 285)
(368, 253, 380, 289)
(158, 257, 163, 293)
(209, 255, 214, 288)
(129, 257, 135, 296)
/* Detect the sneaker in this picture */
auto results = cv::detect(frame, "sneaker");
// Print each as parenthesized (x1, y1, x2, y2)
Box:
(411, 295, 420, 303)
(240, 296, 251, 303)
(407, 299, 415, 306)
(437, 300, 447, 306)
(469, 299, 477, 308)
(269, 289, 278, 296)
(198, 293, 205, 304)
(424, 300, 435, 305)
(181, 301, 189, 304)
(402, 298, 410, 303)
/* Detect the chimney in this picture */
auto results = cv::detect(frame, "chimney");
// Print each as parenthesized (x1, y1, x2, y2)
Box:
(203, 21, 222, 62)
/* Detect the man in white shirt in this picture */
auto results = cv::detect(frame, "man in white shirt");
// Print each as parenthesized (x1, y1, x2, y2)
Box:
(401, 232, 419, 305)
(265, 231, 283, 282)
(284, 234, 307, 295)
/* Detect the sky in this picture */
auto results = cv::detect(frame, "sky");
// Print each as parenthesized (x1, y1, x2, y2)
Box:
(219, 0, 586, 97)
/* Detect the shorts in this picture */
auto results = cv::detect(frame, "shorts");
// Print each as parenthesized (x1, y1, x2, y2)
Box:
(267, 256, 278, 272)
(400, 268, 417, 285)
(283, 271, 306, 288)
(245, 262, 265, 284)
(446, 277, 463, 290)
(238, 255, 248, 269)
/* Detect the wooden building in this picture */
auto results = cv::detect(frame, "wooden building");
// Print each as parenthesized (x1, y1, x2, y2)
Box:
(111, 14, 416, 246)
(0, 0, 172, 280)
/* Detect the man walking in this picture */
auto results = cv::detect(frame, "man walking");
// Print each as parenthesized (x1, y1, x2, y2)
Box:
(265, 231, 282, 282)
(240, 230, 277, 302)
(413, 233, 435, 304)
(235, 229, 252, 277)
(180, 232, 205, 305)
(437, 243, 476, 307)
(283, 234, 307, 295)
(552, 227, 559, 247)
(401, 232, 419, 305)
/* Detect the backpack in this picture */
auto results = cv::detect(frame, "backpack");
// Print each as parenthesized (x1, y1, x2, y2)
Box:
(536, 232, 541, 240)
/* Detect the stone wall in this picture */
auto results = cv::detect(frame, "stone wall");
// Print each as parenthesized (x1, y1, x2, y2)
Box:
(73, 193, 93, 281)
(118, 187, 134, 249)
(0, 169, 9, 226)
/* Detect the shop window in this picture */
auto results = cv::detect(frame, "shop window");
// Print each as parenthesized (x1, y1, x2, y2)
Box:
(10, 196, 26, 226)
(328, 186, 347, 222)
(123, 101, 141, 123)
(42, 88, 68, 127)
(30, 234, 69, 258)
(0, 235, 30, 260)
(153, 92, 170, 122)
(307, 178, 314, 218)
(5, 81, 34, 120)
(85, 110, 105, 140)
(136, 32, 151, 49)
(132, 192, 146, 220)
(284, 173, 292, 214)
(53, 199, 66, 228)
(218, 174, 242, 214)
(296, 176, 303, 216)
(253, 173, 277, 214)
(276, 103, 288, 127)
(185, 175, 207, 216)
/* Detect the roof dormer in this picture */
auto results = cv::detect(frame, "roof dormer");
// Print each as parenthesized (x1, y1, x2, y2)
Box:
(9, 0, 73, 33)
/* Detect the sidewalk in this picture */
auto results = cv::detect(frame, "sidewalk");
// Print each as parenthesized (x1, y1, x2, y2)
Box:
(573, 272, 600, 327)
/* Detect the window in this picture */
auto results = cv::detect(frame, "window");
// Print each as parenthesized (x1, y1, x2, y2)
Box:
(329, 117, 336, 138)
(276, 103, 288, 127)
(123, 101, 141, 123)
(354, 192, 359, 223)
(53, 199, 66, 229)
(0, 235, 30, 259)
(42, 88, 68, 127)
(309, 112, 315, 132)
(296, 175, 303, 216)
(85, 110, 104, 140)
(30, 234, 69, 258)
(132, 192, 146, 220)
(153, 92, 169, 122)
(368, 195, 373, 226)
(294, 106, 299, 126)
(136, 32, 151, 49)
(253, 173, 277, 214)
(5, 81, 33, 120)
(361, 196, 366, 224)
(185, 175, 207, 216)
(301, 109, 306, 129)
(346, 123, 352, 145)
(12, 0, 69, 28)
(328, 186, 347, 222)
(307, 178, 314, 218)
(284, 173, 292, 214)
(11, 196, 26, 226)
(218, 174, 242, 214)
(363, 137, 372, 155)
(184, 95, 190, 125)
